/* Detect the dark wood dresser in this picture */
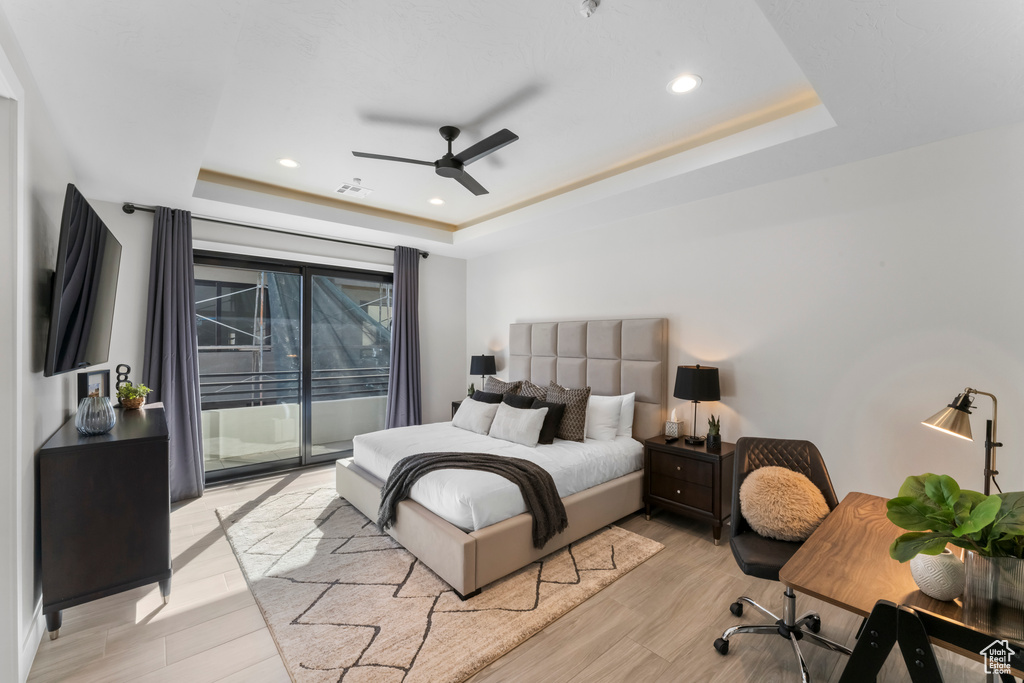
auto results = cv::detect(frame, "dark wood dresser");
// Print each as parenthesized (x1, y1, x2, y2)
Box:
(643, 435, 735, 544)
(39, 405, 171, 639)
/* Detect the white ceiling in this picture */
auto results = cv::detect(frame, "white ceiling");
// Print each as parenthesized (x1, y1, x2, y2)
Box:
(3, 0, 1024, 258)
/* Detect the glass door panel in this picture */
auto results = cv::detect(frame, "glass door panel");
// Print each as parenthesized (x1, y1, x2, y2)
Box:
(309, 271, 392, 461)
(196, 263, 303, 477)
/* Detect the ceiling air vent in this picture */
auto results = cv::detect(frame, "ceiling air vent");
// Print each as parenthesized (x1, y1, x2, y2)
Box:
(335, 178, 373, 199)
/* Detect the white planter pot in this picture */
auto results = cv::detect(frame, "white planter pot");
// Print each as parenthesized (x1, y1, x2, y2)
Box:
(909, 548, 965, 602)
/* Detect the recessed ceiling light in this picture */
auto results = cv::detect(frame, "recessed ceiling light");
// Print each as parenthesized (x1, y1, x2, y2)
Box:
(277, 158, 300, 168)
(429, 198, 445, 206)
(667, 74, 702, 94)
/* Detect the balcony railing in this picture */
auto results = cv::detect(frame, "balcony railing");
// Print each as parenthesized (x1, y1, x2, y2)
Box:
(199, 367, 389, 410)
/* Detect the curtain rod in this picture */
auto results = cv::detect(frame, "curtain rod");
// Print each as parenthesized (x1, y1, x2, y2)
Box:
(121, 203, 428, 259)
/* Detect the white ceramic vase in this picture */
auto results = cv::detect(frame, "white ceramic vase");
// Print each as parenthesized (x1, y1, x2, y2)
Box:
(910, 548, 965, 602)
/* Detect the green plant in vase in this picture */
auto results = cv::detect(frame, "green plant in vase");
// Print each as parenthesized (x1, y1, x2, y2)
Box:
(887, 473, 1024, 561)
(116, 382, 152, 410)
(467, 382, 475, 397)
(888, 473, 1024, 632)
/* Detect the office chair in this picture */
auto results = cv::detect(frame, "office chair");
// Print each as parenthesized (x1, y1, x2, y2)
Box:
(713, 437, 852, 681)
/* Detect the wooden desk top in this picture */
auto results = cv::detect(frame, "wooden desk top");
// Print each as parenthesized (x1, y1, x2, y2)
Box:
(780, 491, 962, 621)
(779, 491, 1024, 671)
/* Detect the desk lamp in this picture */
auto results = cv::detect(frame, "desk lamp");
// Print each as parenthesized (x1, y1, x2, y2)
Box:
(922, 387, 1003, 495)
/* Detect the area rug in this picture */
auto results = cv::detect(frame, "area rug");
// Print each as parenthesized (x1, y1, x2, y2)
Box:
(216, 487, 662, 683)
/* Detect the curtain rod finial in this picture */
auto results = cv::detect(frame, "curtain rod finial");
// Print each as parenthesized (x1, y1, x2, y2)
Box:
(122, 203, 136, 215)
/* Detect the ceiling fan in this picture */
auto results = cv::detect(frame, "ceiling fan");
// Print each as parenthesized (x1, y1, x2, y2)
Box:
(352, 126, 518, 196)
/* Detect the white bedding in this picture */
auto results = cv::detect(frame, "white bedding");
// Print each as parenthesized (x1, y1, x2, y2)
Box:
(352, 422, 643, 532)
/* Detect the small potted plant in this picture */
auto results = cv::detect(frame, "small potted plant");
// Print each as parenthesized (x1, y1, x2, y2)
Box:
(117, 382, 152, 410)
(706, 415, 722, 451)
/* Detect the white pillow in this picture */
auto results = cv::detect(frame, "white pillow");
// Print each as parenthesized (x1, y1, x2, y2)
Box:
(488, 403, 549, 447)
(452, 397, 500, 435)
(586, 394, 624, 441)
(618, 392, 635, 437)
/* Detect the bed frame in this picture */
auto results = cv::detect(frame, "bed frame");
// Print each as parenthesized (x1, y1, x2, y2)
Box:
(336, 318, 667, 597)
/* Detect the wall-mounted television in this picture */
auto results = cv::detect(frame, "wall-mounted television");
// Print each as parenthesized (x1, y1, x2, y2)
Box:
(43, 184, 122, 377)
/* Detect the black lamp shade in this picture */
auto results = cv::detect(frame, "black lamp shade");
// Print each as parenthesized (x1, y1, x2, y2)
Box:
(673, 365, 720, 401)
(470, 355, 496, 376)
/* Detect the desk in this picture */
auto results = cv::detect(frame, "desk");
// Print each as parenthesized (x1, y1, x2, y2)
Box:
(781, 491, 1022, 677)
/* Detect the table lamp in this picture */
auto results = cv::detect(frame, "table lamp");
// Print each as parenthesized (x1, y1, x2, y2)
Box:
(469, 355, 496, 383)
(921, 387, 1003, 495)
(674, 364, 720, 445)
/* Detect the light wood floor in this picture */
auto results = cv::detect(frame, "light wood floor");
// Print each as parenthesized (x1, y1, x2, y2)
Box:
(28, 465, 982, 683)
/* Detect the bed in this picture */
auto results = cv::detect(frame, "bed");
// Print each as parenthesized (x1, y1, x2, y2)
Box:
(336, 317, 667, 597)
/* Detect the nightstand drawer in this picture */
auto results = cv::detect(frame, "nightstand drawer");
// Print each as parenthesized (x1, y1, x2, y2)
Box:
(650, 450, 713, 486)
(650, 477, 713, 512)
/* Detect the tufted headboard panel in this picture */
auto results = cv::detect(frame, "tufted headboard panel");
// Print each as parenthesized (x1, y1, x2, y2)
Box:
(507, 318, 667, 441)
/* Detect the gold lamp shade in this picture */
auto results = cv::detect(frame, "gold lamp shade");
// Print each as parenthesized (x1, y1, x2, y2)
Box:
(921, 393, 974, 441)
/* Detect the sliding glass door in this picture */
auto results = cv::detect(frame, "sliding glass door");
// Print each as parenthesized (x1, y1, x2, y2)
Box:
(309, 270, 391, 462)
(195, 254, 392, 482)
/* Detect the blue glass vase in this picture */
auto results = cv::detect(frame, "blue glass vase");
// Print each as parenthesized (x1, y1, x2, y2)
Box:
(75, 396, 116, 435)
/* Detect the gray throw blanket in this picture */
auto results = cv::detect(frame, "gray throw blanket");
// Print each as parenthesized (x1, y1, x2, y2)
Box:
(377, 452, 569, 549)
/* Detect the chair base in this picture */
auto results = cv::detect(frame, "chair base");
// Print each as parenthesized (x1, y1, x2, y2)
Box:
(714, 587, 851, 683)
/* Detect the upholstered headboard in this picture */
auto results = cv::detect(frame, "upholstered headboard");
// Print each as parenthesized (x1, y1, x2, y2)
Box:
(507, 318, 668, 441)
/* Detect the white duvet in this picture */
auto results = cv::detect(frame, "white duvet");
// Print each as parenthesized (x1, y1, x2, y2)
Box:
(352, 422, 643, 532)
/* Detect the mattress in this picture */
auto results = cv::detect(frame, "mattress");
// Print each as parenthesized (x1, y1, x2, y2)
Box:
(352, 422, 643, 531)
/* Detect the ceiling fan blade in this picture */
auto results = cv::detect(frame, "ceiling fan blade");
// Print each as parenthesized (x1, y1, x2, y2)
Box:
(352, 151, 434, 166)
(455, 171, 489, 196)
(452, 129, 519, 166)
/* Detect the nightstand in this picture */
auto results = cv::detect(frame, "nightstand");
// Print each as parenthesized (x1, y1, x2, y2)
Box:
(451, 400, 463, 418)
(643, 436, 735, 544)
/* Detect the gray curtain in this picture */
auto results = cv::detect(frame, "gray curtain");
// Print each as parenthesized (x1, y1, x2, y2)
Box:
(142, 207, 204, 502)
(384, 246, 421, 428)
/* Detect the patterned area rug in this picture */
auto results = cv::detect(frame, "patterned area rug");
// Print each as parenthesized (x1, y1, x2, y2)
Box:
(216, 487, 662, 683)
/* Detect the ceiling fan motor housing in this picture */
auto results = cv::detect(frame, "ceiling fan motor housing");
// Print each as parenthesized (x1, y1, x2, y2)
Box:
(435, 157, 464, 177)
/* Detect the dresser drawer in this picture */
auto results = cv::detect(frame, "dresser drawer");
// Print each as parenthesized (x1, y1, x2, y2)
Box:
(650, 477, 713, 512)
(651, 450, 713, 486)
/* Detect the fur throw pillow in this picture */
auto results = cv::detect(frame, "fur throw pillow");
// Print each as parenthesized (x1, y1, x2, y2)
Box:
(739, 466, 829, 542)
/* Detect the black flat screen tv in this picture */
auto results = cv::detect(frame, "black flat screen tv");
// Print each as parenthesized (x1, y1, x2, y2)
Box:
(43, 184, 122, 377)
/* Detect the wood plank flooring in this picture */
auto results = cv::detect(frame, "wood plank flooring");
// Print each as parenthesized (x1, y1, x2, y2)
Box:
(27, 465, 983, 682)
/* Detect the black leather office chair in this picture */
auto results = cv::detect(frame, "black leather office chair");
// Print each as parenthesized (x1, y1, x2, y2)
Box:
(713, 437, 852, 681)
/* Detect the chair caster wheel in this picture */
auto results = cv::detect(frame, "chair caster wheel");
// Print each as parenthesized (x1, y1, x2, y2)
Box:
(729, 602, 743, 617)
(713, 637, 729, 655)
(807, 616, 821, 633)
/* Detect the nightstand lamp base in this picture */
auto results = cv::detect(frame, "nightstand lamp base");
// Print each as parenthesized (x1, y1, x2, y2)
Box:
(684, 435, 706, 446)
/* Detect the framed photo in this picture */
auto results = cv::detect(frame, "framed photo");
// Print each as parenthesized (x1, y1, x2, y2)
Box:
(77, 369, 111, 403)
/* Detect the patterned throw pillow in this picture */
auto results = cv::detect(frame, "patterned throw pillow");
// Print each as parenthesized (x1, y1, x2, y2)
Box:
(484, 377, 522, 395)
(518, 379, 547, 402)
(545, 381, 591, 442)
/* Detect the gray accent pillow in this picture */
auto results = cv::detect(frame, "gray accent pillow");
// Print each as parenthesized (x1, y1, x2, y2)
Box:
(451, 397, 500, 435)
(488, 403, 549, 448)
(484, 377, 521, 395)
(545, 381, 591, 442)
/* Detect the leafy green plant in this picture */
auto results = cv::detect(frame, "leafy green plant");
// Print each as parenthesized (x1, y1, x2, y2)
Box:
(467, 382, 475, 397)
(707, 414, 720, 436)
(116, 382, 152, 401)
(887, 473, 1024, 562)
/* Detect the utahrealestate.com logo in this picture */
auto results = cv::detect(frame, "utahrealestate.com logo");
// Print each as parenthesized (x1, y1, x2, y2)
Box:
(981, 639, 1016, 675)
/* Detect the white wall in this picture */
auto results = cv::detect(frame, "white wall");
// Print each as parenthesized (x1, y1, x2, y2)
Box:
(1, 7, 78, 680)
(467, 120, 1024, 499)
